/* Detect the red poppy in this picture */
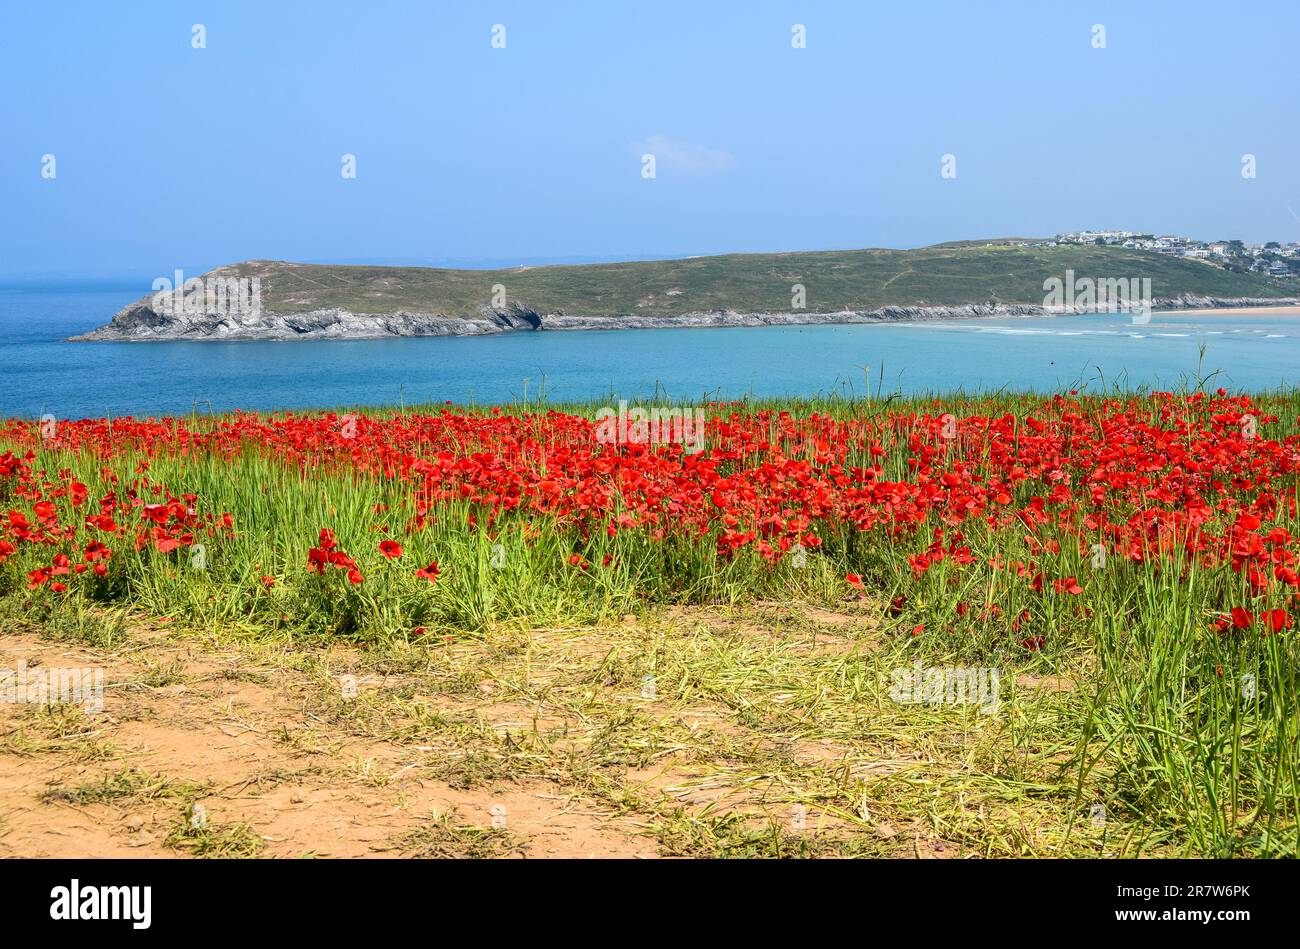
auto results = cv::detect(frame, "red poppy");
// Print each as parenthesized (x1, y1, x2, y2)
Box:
(1262, 608, 1291, 634)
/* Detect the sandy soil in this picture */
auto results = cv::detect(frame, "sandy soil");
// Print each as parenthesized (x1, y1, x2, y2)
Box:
(0, 604, 1096, 858)
(0, 628, 653, 858)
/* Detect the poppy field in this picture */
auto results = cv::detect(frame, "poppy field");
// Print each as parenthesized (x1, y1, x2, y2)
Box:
(1, 390, 1297, 857)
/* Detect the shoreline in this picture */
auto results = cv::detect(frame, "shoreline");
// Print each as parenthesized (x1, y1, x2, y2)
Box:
(68, 297, 1300, 343)
(1151, 304, 1300, 317)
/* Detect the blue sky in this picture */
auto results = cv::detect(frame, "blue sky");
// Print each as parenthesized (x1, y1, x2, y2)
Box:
(1, 0, 1296, 279)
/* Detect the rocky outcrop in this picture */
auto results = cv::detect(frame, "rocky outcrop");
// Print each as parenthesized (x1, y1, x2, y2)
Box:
(70, 294, 1299, 342)
(480, 301, 543, 330)
(1142, 294, 1300, 310)
(71, 303, 505, 341)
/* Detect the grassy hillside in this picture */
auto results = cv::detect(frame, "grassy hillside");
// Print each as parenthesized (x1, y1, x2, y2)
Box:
(225, 243, 1293, 318)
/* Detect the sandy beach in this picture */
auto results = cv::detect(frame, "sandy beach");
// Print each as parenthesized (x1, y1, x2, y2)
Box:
(1157, 304, 1300, 317)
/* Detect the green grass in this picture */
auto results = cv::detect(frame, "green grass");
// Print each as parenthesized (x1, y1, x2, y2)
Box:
(164, 804, 264, 858)
(41, 767, 208, 806)
(387, 810, 526, 858)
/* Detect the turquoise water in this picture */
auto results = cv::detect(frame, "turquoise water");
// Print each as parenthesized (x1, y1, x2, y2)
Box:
(2, 284, 1298, 419)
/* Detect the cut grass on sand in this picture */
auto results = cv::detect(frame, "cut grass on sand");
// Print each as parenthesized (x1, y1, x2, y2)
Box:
(3, 603, 1151, 858)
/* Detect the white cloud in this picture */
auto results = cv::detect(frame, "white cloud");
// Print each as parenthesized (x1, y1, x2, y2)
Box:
(634, 135, 735, 176)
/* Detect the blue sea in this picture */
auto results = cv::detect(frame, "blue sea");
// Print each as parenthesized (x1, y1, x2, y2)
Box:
(2, 283, 1298, 420)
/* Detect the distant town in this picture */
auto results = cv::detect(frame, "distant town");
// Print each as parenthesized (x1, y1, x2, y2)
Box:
(1026, 230, 1300, 281)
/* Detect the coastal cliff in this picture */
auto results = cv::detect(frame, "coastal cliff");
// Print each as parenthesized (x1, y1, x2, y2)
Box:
(69, 248, 1297, 342)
